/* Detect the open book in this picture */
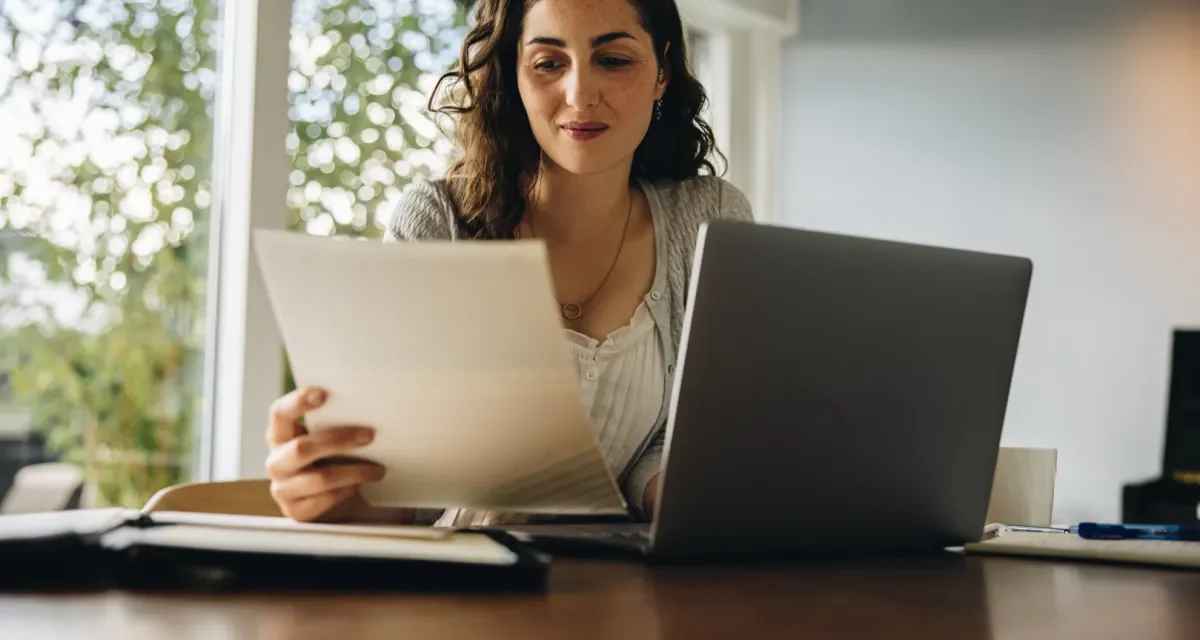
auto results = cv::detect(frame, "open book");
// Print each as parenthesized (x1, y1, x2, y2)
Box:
(252, 230, 629, 516)
(0, 507, 548, 591)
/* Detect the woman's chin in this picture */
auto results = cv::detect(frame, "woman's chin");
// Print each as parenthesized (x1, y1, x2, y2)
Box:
(542, 150, 630, 177)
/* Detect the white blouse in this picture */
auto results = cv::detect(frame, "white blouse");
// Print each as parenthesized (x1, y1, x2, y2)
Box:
(437, 302, 666, 528)
(563, 301, 666, 482)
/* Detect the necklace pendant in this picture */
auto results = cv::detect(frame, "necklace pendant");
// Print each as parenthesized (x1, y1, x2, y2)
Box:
(562, 303, 583, 320)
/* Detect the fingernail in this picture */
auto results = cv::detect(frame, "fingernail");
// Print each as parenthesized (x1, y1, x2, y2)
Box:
(356, 429, 374, 445)
(306, 389, 325, 406)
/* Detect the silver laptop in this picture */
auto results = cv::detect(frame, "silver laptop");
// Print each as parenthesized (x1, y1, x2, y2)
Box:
(493, 221, 1033, 560)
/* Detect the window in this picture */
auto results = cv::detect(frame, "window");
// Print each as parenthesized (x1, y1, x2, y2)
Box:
(684, 25, 721, 168)
(274, 1, 469, 395)
(287, 0, 469, 240)
(685, 24, 711, 79)
(0, 1, 221, 509)
(205, 0, 796, 482)
(678, 0, 799, 223)
(0, 3, 794, 503)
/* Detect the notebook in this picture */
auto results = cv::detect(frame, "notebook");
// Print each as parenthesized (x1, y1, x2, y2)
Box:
(252, 229, 628, 517)
(0, 509, 549, 591)
(965, 529, 1200, 570)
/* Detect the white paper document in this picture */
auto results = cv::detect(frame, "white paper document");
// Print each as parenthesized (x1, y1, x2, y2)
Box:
(253, 230, 628, 515)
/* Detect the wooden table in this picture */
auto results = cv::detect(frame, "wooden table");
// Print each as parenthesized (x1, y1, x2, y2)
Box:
(2, 554, 1198, 639)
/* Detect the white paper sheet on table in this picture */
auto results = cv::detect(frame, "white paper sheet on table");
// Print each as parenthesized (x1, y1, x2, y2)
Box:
(252, 230, 628, 515)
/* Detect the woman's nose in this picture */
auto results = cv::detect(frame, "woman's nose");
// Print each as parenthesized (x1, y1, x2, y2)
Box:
(564, 65, 600, 109)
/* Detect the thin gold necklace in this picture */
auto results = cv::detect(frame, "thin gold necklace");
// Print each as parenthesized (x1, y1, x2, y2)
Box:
(528, 190, 634, 321)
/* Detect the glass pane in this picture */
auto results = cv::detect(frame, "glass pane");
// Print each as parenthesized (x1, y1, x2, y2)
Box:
(283, 0, 468, 393)
(0, 0, 220, 510)
(288, 0, 469, 239)
(683, 25, 719, 169)
(685, 24, 709, 77)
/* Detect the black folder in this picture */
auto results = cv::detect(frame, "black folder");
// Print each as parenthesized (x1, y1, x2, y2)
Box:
(0, 509, 550, 592)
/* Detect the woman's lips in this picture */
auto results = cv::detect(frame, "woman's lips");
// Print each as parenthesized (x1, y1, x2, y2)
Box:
(562, 122, 609, 141)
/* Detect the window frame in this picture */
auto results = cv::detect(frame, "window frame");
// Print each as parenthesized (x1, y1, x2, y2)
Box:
(201, 0, 292, 481)
(678, 0, 799, 224)
(201, 0, 798, 482)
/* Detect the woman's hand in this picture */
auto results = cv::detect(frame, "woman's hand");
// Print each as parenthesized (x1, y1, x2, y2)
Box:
(265, 387, 390, 523)
(643, 474, 661, 519)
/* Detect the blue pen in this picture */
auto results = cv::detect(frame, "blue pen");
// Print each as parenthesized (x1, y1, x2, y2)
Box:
(1073, 522, 1200, 541)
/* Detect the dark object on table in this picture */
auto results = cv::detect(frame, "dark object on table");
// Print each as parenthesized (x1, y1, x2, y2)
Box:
(0, 510, 550, 593)
(497, 221, 1032, 560)
(1123, 329, 1200, 525)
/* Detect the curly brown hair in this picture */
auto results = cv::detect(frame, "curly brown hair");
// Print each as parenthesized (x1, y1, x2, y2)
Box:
(428, 0, 723, 239)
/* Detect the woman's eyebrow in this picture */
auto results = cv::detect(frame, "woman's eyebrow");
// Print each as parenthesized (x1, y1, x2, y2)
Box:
(591, 31, 635, 47)
(525, 31, 636, 48)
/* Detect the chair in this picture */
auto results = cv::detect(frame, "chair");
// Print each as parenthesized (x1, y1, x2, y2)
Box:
(143, 479, 282, 517)
(984, 447, 1058, 526)
(0, 462, 85, 515)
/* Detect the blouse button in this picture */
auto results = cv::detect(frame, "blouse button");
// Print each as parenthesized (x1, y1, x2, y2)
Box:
(650, 290, 663, 301)
(585, 369, 598, 381)
(667, 364, 675, 376)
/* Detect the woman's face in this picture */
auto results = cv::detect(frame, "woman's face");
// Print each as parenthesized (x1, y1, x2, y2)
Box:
(517, 0, 667, 176)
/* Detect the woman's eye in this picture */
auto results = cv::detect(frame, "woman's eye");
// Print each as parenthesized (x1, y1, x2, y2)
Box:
(534, 59, 563, 72)
(599, 56, 633, 69)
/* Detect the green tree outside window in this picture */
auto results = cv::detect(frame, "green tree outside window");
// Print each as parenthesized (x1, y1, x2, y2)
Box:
(0, 0, 467, 508)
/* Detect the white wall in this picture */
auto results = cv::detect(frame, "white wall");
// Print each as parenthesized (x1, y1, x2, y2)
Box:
(781, 1, 1200, 522)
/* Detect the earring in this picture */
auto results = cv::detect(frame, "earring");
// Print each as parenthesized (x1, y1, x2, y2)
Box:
(654, 99, 663, 121)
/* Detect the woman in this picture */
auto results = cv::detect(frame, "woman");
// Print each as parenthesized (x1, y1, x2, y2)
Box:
(264, 0, 753, 525)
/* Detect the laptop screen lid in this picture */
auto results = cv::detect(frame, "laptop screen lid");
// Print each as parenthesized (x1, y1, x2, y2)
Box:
(648, 221, 1032, 559)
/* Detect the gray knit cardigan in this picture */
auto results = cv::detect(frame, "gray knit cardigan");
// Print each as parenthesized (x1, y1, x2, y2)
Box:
(385, 174, 754, 521)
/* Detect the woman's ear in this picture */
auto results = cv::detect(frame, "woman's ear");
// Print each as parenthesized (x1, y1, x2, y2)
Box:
(655, 42, 671, 100)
